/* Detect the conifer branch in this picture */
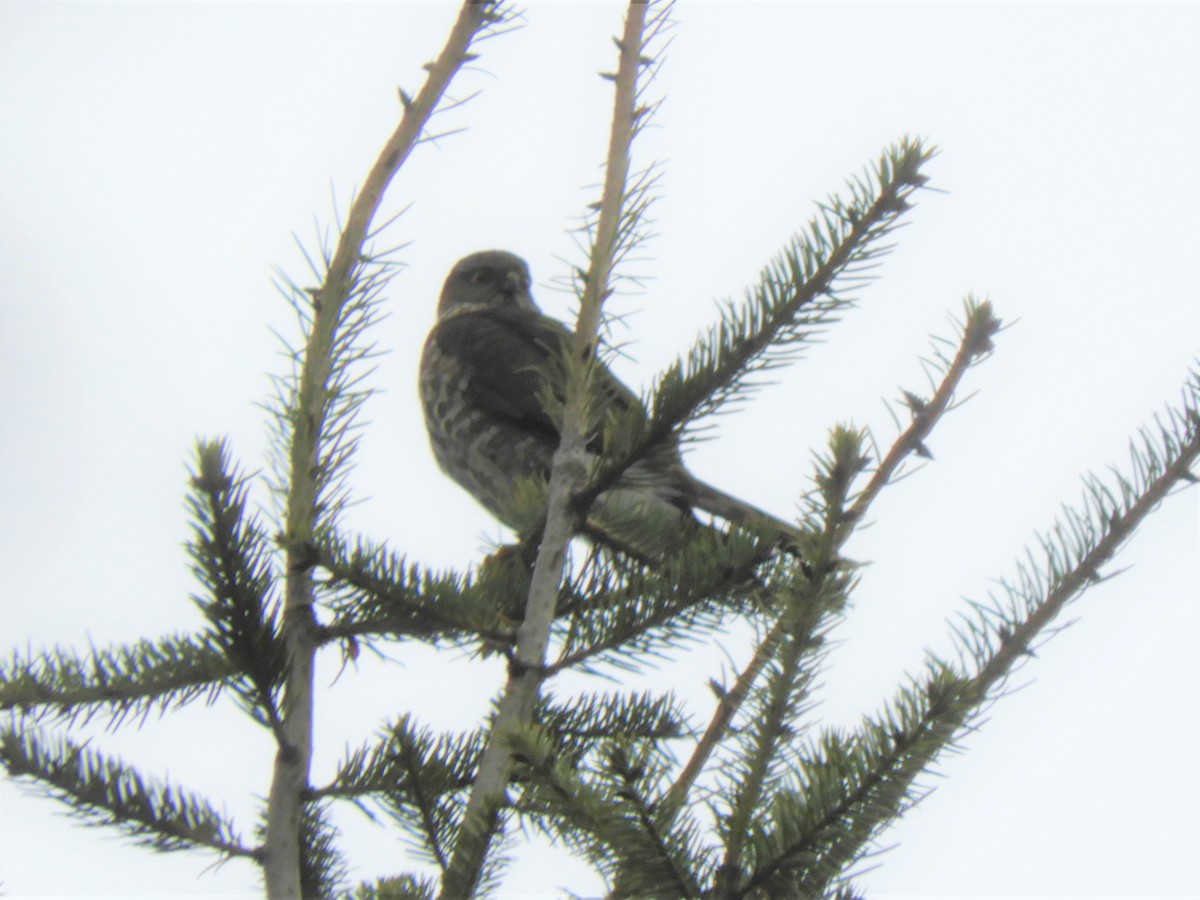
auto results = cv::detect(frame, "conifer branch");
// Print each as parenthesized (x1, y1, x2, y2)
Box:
(0, 636, 233, 727)
(667, 303, 1000, 824)
(317, 716, 485, 877)
(187, 440, 286, 738)
(709, 476, 864, 890)
(603, 742, 704, 898)
(665, 434, 864, 818)
(298, 801, 349, 898)
(961, 370, 1199, 694)
(318, 716, 481, 801)
(577, 138, 936, 511)
(657, 140, 934, 428)
(262, 3, 518, 895)
(540, 690, 689, 750)
(318, 521, 772, 675)
(548, 527, 771, 674)
(7, 5, 1192, 893)
(552, 525, 768, 657)
(354, 874, 439, 900)
(442, 5, 663, 894)
(715, 621, 828, 888)
(0, 725, 255, 861)
(514, 729, 704, 898)
(316, 537, 525, 646)
(850, 297, 1001, 518)
(738, 665, 973, 895)
(774, 367, 1200, 893)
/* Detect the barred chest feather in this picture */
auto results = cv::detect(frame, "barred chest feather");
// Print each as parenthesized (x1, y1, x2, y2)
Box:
(419, 337, 554, 529)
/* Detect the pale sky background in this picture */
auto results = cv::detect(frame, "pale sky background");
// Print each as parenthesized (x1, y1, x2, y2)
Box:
(1, 2, 1198, 897)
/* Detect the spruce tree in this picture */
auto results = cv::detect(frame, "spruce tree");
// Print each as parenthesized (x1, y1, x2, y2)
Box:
(2, 3, 1197, 897)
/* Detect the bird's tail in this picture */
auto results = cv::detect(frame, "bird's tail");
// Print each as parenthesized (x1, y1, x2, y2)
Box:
(579, 470, 808, 565)
(689, 477, 807, 552)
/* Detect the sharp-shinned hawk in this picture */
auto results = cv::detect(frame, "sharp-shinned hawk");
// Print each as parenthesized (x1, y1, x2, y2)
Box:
(420, 250, 801, 560)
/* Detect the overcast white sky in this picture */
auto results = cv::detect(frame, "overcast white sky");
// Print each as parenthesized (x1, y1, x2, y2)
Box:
(1, 2, 1198, 897)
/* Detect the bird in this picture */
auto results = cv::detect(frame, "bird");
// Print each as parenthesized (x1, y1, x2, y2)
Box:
(419, 249, 804, 562)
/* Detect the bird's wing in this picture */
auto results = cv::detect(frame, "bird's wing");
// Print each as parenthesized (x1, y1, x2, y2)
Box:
(430, 307, 644, 453)
(430, 307, 566, 444)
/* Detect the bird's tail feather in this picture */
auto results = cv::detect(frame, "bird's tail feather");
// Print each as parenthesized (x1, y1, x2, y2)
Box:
(689, 477, 806, 549)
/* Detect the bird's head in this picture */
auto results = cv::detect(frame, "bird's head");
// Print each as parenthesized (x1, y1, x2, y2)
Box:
(438, 250, 536, 318)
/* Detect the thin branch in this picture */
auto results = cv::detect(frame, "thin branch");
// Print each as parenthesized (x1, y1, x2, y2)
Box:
(575, 138, 937, 514)
(780, 368, 1200, 894)
(665, 300, 1000, 814)
(263, 4, 515, 896)
(970, 383, 1200, 694)
(188, 440, 287, 741)
(850, 297, 1001, 520)
(0, 637, 233, 728)
(0, 726, 256, 862)
(441, 4, 656, 896)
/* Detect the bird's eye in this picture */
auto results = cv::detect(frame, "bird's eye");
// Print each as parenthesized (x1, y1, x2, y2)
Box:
(469, 271, 490, 285)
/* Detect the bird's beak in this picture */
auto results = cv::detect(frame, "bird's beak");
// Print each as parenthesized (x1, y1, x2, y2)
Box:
(503, 268, 523, 295)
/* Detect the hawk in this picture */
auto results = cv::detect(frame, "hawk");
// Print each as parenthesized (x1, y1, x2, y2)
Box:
(420, 250, 802, 561)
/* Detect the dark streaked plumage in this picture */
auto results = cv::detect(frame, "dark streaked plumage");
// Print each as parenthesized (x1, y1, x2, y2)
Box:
(419, 249, 799, 559)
